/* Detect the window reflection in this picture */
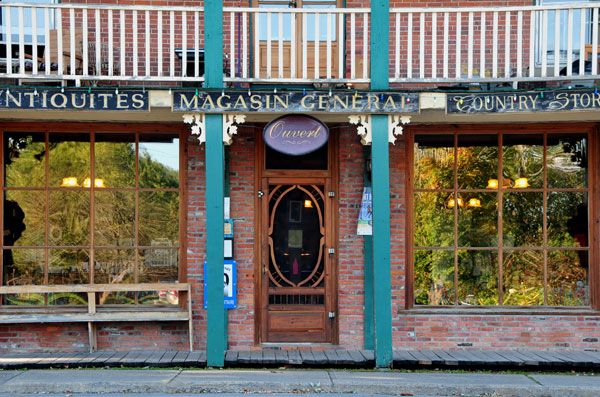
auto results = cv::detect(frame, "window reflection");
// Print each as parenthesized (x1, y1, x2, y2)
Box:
(4, 132, 45, 187)
(414, 134, 454, 189)
(139, 136, 179, 188)
(547, 134, 587, 189)
(49, 191, 90, 246)
(457, 134, 498, 190)
(548, 250, 589, 306)
(139, 191, 179, 246)
(95, 133, 136, 188)
(94, 191, 135, 246)
(413, 131, 592, 307)
(48, 133, 90, 187)
(414, 249, 455, 305)
(502, 134, 543, 189)
(458, 251, 498, 306)
(2, 131, 182, 305)
(4, 190, 45, 246)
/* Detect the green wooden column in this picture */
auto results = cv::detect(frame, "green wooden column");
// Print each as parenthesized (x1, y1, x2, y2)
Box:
(204, 0, 225, 367)
(370, 0, 393, 367)
(363, 146, 374, 351)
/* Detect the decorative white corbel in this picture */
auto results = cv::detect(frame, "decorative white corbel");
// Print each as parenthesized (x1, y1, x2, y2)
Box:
(223, 114, 246, 145)
(183, 113, 206, 144)
(349, 114, 372, 145)
(388, 115, 411, 145)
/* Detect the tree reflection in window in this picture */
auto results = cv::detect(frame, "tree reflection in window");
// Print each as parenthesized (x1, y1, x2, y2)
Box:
(414, 131, 590, 307)
(2, 131, 181, 306)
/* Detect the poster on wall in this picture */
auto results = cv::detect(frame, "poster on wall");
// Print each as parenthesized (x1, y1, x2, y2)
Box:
(203, 260, 237, 309)
(357, 187, 373, 236)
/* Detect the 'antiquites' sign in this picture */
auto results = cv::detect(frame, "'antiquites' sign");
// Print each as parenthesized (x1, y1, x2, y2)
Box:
(173, 91, 419, 113)
(264, 115, 329, 155)
(0, 88, 149, 111)
(448, 90, 600, 114)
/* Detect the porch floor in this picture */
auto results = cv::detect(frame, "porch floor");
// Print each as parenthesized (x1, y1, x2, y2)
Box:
(1, 349, 599, 370)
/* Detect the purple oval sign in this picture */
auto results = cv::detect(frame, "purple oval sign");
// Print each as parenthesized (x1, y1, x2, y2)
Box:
(263, 115, 329, 156)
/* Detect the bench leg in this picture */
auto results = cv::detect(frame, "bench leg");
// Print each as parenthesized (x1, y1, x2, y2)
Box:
(88, 322, 98, 353)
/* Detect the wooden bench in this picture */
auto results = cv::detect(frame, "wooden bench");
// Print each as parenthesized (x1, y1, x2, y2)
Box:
(0, 283, 193, 353)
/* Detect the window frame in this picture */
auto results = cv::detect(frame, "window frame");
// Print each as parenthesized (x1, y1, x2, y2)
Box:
(406, 123, 599, 312)
(0, 122, 187, 303)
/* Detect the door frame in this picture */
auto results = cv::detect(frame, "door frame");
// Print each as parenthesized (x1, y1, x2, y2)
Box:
(254, 124, 339, 344)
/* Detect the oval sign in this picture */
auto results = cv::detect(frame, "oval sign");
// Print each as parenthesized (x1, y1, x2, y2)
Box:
(263, 115, 329, 156)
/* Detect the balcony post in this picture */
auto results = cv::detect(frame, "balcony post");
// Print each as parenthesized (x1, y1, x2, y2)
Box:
(204, 0, 226, 367)
(370, 0, 393, 367)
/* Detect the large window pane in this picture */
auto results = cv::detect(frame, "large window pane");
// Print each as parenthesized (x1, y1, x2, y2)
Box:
(48, 133, 90, 188)
(503, 134, 543, 189)
(4, 190, 46, 246)
(94, 249, 135, 285)
(414, 134, 454, 190)
(4, 132, 45, 187)
(457, 134, 498, 190)
(139, 135, 179, 189)
(414, 249, 455, 305)
(139, 192, 179, 246)
(548, 192, 588, 247)
(458, 193, 498, 247)
(503, 250, 544, 306)
(547, 134, 587, 189)
(94, 191, 135, 247)
(503, 192, 543, 247)
(2, 248, 44, 286)
(49, 191, 90, 246)
(140, 249, 178, 282)
(95, 133, 136, 188)
(458, 250, 498, 306)
(414, 192, 454, 247)
(48, 249, 89, 305)
(2, 249, 45, 305)
(547, 250, 589, 306)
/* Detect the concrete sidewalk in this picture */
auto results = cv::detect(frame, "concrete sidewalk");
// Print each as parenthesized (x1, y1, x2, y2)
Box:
(0, 369, 599, 396)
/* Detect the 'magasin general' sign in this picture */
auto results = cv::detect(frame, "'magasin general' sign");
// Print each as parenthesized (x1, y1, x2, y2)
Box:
(263, 115, 329, 156)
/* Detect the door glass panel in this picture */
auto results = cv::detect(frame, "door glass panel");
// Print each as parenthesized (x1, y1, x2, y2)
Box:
(267, 184, 325, 305)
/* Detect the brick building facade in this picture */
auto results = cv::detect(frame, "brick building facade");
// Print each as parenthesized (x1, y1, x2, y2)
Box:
(0, 0, 599, 367)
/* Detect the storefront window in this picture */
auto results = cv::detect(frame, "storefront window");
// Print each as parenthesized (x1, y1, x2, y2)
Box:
(413, 130, 590, 307)
(2, 130, 182, 306)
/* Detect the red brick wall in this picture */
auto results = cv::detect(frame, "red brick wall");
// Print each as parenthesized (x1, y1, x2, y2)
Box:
(337, 126, 367, 347)
(186, 131, 208, 350)
(0, 322, 188, 352)
(226, 126, 256, 349)
(395, 315, 600, 350)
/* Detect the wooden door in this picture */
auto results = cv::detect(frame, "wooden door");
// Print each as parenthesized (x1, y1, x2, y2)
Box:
(256, 0, 341, 79)
(260, 178, 334, 342)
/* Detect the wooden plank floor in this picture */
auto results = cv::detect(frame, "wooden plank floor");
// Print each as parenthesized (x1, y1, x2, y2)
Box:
(0, 349, 598, 370)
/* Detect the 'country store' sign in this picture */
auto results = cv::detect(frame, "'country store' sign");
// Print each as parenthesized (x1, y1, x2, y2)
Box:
(447, 90, 600, 114)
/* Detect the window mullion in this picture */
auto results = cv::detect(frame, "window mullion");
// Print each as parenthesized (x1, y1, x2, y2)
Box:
(543, 132, 548, 306)
(498, 133, 504, 306)
(453, 133, 459, 306)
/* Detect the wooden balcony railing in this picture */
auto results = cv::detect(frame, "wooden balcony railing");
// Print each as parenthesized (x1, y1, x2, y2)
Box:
(1, 3, 599, 87)
(0, 3, 205, 85)
(389, 4, 600, 85)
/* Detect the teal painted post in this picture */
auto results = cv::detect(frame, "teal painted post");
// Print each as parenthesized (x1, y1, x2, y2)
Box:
(205, 114, 225, 367)
(363, 146, 374, 351)
(370, 0, 392, 367)
(371, 115, 393, 367)
(204, 0, 225, 367)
